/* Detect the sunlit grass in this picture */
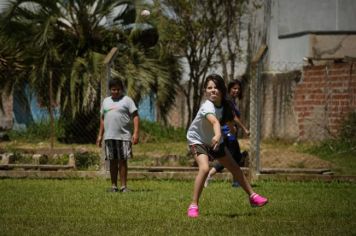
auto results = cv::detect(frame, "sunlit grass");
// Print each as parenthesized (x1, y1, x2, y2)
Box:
(0, 179, 355, 235)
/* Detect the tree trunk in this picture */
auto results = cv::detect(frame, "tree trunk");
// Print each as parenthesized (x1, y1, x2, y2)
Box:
(49, 70, 54, 152)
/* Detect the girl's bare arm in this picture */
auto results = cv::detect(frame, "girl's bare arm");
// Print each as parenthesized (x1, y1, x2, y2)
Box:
(206, 114, 222, 150)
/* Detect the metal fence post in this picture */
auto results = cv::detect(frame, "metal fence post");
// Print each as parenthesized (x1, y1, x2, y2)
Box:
(99, 47, 118, 173)
(249, 45, 267, 182)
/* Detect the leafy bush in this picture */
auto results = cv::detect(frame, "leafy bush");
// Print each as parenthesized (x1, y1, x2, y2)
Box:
(74, 152, 100, 170)
(340, 111, 356, 141)
(7, 116, 186, 145)
(58, 109, 99, 144)
(303, 112, 356, 158)
(11, 152, 33, 164)
(298, 112, 356, 175)
(39, 155, 69, 165)
(8, 120, 64, 143)
(140, 120, 186, 143)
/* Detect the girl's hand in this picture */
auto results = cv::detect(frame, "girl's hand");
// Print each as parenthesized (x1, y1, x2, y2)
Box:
(211, 135, 221, 150)
(245, 129, 250, 137)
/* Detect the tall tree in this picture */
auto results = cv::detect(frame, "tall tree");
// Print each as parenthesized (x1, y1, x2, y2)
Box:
(0, 0, 178, 142)
(155, 0, 226, 129)
(216, 0, 248, 83)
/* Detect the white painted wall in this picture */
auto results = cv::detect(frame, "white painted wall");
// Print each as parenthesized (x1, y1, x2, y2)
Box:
(266, 0, 356, 72)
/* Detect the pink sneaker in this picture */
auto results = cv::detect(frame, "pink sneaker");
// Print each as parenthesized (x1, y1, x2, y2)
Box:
(249, 193, 268, 207)
(187, 204, 199, 218)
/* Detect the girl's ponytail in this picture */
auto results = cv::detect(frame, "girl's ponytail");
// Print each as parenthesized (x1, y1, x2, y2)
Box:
(221, 97, 234, 124)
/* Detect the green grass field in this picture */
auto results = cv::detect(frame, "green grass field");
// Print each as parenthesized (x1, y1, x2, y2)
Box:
(0, 179, 355, 235)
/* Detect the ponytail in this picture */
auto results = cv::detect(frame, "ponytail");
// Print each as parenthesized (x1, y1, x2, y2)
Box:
(221, 97, 234, 124)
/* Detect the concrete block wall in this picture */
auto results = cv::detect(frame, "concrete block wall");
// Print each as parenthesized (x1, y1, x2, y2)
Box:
(260, 71, 301, 140)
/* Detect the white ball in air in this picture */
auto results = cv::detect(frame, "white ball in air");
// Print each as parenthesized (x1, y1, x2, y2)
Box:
(141, 9, 150, 16)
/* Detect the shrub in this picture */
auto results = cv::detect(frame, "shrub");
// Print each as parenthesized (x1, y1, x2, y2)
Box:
(140, 120, 186, 143)
(74, 152, 100, 170)
(340, 111, 356, 141)
(302, 111, 356, 158)
(8, 120, 64, 143)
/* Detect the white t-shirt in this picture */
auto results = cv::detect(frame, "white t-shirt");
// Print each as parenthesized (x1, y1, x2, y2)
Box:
(186, 100, 223, 145)
(100, 95, 137, 141)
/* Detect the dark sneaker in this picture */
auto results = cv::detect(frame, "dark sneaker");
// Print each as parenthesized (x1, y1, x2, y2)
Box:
(109, 186, 119, 192)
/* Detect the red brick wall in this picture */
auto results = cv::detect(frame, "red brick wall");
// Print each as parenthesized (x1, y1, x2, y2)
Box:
(293, 63, 356, 140)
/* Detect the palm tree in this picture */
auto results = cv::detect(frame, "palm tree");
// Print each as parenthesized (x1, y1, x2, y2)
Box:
(0, 0, 179, 143)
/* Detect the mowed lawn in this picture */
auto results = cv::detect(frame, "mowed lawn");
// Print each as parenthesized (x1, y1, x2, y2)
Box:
(0, 179, 355, 235)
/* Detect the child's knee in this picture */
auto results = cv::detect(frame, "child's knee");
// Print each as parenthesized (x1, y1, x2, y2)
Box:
(199, 165, 210, 174)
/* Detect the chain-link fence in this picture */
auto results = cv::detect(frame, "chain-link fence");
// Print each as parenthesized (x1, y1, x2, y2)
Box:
(247, 54, 356, 177)
(1, 50, 355, 175)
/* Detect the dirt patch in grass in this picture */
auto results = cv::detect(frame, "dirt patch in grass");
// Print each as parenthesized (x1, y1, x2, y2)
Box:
(260, 149, 332, 169)
(239, 139, 332, 169)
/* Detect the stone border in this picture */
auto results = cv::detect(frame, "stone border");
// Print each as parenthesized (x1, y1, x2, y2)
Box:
(0, 168, 355, 183)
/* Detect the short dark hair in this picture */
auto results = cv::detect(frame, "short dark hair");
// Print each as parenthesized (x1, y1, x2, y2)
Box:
(108, 79, 124, 90)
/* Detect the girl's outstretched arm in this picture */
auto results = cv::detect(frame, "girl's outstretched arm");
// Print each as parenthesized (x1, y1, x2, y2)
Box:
(234, 115, 250, 136)
(206, 114, 221, 150)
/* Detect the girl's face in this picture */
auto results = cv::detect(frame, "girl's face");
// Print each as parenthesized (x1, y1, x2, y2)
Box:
(229, 84, 240, 99)
(110, 85, 123, 99)
(205, 80, 222, 105)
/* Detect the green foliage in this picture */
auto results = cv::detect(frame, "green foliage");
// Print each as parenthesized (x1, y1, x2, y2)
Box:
(301, 112, 356, 158)
(8, 120, 64, 143)
(140, 120, 186, 142)
(0, 179, 355, 235)
(11, 152, 32, 164)
(1, 0, 181, 125)
(74, 152, 100, 170)
(58, 109, 100, 144)
(298, 113, 356, 175)
(37, 155, 69, 165)
(6, 119, 185, 146)
(340, 111, 356, 141)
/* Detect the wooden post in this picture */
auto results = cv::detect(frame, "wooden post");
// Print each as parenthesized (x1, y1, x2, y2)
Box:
(99, 47, 119, 172)
(249, 45, 267, 182)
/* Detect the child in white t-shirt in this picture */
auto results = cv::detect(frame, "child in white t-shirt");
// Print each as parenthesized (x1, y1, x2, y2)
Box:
(97, 79, 139, 193)
(186, 74, 268, 218)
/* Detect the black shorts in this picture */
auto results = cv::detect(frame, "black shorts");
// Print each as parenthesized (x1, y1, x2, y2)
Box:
(214, 138, 242, 172)
(189, 143, 226, 161)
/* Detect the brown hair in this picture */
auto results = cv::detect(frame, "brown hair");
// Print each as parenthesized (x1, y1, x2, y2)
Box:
(204, 74, 234, 123)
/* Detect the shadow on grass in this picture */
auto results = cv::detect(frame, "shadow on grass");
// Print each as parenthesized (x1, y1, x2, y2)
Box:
(105, 188, 154, 193)
(207, 211, 257, 218)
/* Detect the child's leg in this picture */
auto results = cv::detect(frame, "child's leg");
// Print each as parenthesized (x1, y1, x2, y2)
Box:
(205, 162, 223, 187)
(110, 159, 119, 187)
(118, 159, 128, 188)
(192, 154, 210, 205)
(217, 150, 254, 196)
(207, 166, 217, 178)
(226, 140, 242, 183)
(204, 166, 216, 187)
